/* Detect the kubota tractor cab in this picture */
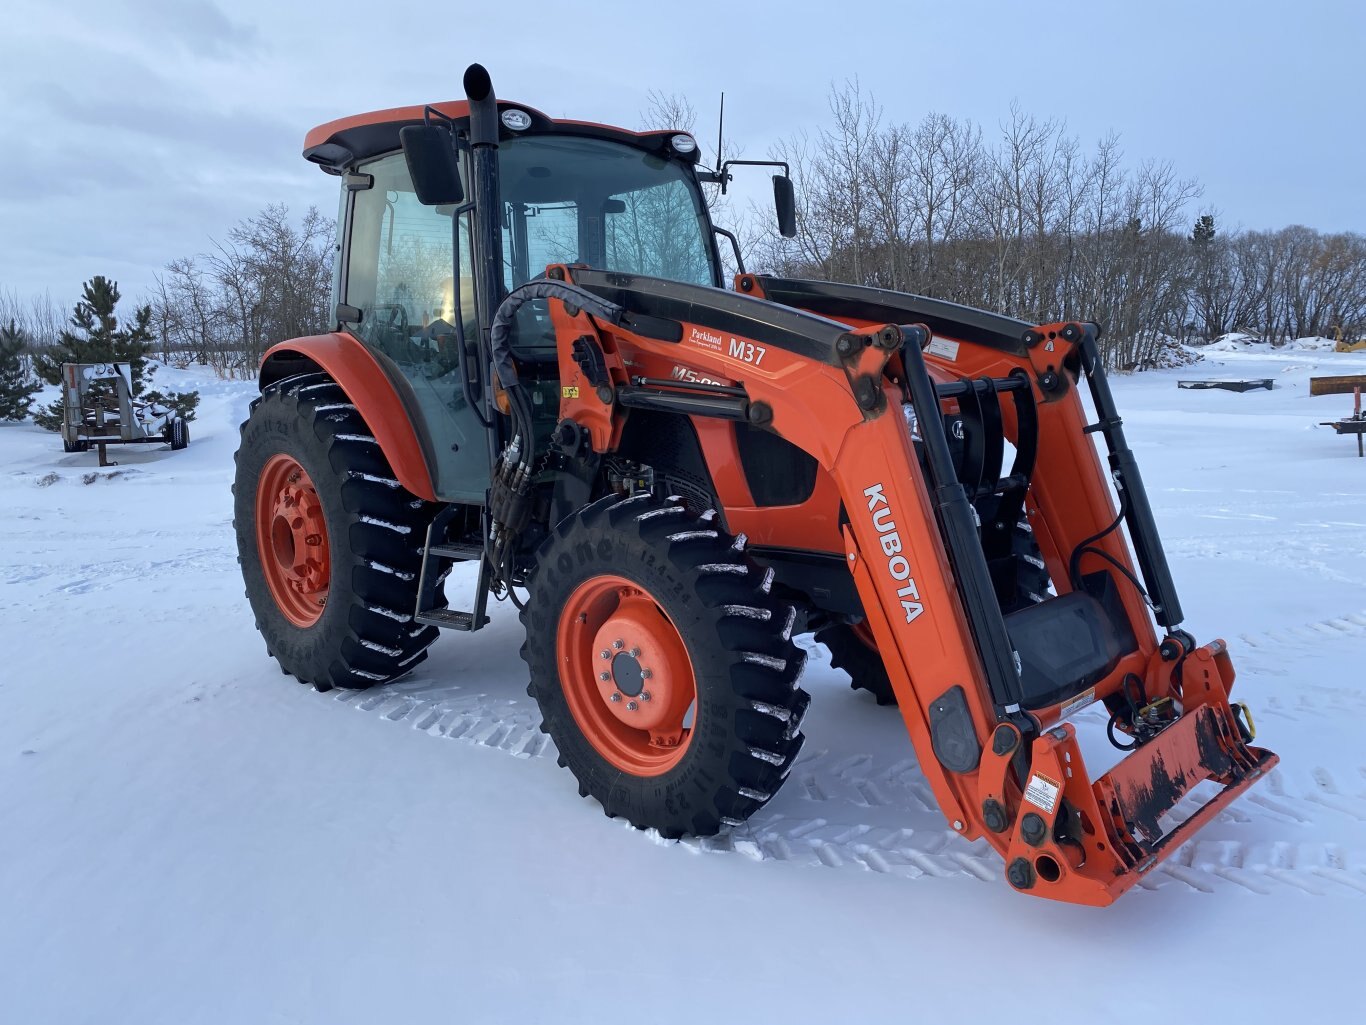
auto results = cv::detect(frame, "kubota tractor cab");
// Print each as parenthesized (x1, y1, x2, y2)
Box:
(235, 64, 1276, 905)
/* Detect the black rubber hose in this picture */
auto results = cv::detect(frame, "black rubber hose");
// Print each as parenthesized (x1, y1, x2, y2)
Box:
(488, 280, 623, 388)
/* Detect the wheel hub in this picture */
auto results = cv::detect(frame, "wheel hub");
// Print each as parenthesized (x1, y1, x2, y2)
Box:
(255, 454, 331, 628)
(268, 477, 328, 593)
(611, 651, 644, 697)
(588, 595, 689, 736)
(556, 575, 698, 774)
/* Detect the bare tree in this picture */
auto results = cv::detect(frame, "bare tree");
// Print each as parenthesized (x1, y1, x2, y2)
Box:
(149, 204, 333, 377)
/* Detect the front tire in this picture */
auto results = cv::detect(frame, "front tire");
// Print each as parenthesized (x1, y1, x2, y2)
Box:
(233, 373, 440, 691)
(521, 494, 810, 838)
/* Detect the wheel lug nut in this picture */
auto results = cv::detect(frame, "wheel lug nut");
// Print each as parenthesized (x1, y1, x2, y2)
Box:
(609, 692, 622, 703)
(629, 647, 640, 657)
(641, 668, 652, 680)
(599, 672, 611, 682)
(626, 700, 638, 711)
(600, 650, 611, 660)
(613, 639, 625, 650)
(640, 691, 652, 702)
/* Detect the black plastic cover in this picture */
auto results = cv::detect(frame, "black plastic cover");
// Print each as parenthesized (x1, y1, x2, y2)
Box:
(1006, 591, 1123, 710)
(929, 685, 982, 774)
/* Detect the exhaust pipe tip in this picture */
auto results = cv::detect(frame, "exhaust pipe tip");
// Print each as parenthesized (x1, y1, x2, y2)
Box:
(463, 63, 493, 103)
(463, 63, 497, 147)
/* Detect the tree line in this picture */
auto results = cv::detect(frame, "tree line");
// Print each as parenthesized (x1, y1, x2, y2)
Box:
(148, 204, 333, 377)
(750, 83, 1366, 367)
(0, 204, 330, 423)
(0, 203, 332, 384)
(4, 84, 1364, 407)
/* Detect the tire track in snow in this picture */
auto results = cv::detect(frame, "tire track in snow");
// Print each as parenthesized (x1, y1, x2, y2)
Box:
(313, 627, 1366, 898)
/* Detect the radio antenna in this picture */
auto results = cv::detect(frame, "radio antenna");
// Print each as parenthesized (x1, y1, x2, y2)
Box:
(715, 92, 725, 176)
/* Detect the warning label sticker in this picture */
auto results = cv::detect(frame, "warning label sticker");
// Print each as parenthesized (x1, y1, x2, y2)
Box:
(1059, 687, 1095, 721)
(1023, 771, 1062, 815)
(926, 337, 960, 362)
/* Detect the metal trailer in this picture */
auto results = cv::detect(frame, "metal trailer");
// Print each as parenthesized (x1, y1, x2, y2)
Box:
(60, 362, 189, 465)
(1320, 385, 1366, 458)
(1176, 378, 1274, 392)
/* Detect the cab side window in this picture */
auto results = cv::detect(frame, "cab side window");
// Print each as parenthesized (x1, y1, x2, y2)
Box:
(341, 151, 489, 503)
(346, 152, 468, 357)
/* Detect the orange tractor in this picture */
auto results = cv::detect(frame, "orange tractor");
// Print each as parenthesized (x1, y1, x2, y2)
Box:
(235, 64, 1276, 905)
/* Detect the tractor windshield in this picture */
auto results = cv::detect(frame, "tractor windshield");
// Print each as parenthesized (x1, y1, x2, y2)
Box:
(499, 135, 717, 288)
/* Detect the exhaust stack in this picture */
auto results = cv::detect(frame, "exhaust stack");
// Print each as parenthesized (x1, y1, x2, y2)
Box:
(464, 63, 504, 336)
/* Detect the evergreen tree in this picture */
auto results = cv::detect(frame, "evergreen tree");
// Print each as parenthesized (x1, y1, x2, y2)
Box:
(141, 387, 201, 422)
(0, 321, 41, 422)
(33, 276, 152, 392)
(1189, 214, 1216, 246)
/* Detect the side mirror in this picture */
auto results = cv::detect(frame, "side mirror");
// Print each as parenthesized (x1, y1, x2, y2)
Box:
(400, 125, 464, 205)
(773, 175, 797, 238)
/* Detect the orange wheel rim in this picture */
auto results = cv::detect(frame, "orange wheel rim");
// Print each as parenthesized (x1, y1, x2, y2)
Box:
(556, 574, 697, 776)
(255, 454, 331, 628)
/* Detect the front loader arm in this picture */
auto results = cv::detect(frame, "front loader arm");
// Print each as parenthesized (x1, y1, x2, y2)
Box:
(534, 266, 1275, 905)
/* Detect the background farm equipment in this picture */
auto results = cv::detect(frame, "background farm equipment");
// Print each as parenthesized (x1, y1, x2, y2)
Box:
(1332, 327, 1366, 353)
(1318, 379, 1366, 457)
(60, 362, 189, 465)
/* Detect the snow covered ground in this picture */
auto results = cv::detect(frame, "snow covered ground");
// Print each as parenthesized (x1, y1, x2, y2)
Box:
(2, 352, 1364, 1024)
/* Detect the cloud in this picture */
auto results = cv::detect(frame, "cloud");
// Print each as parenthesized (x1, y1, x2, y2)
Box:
(125, 0, 263, 60)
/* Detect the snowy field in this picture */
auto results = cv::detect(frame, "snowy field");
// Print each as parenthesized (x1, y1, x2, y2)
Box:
(2, 350, 1364, 1024)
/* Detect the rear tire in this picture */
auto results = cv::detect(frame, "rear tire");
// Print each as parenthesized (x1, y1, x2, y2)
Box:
(816, 619, 898, 705)
(233, 372, 440, 691)
(521, 493, 809, 838)
(820, 518, 1050, 706)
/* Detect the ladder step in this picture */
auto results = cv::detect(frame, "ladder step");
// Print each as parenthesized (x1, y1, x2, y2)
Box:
(415, 608, 487, 631)
(428, 542, 484, 561)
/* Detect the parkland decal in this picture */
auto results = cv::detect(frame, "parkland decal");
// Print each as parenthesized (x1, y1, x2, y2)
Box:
(864, 483, 924, 623)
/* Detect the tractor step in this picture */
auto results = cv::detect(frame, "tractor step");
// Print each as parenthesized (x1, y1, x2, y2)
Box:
(414, 608, 482, 630)
(428, 542, 484, 561)
(413, 507, 493, 633)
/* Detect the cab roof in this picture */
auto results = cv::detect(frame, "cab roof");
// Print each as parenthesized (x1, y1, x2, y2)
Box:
(303, 100, 693, 174)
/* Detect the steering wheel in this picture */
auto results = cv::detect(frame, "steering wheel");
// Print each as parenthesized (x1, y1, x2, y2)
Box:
(372, 303, 410, 338)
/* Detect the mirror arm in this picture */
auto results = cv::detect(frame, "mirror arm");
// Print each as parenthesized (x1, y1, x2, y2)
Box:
(717, 159, 791, 195)
(713, 226, 746, 277)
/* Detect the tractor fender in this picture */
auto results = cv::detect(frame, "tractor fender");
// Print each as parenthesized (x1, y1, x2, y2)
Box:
(260, 334, 436, 501)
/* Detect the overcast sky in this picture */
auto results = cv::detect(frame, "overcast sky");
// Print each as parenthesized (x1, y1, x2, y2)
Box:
(3, 0, 1363, 310)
